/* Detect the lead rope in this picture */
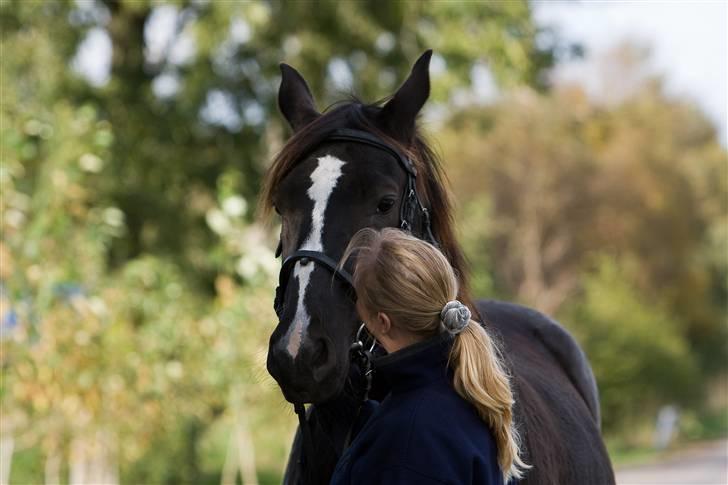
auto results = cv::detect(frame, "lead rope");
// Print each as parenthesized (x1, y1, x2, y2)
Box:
(293, 402, 314, 483)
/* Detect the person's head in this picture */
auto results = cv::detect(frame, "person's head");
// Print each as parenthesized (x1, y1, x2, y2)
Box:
(338, 227, 528, 482)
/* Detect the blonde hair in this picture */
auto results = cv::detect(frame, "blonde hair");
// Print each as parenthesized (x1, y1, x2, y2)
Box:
(338, 227, 529, 481)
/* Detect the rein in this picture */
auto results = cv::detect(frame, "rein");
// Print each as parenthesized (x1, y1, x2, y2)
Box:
(275, 129, 436, 483)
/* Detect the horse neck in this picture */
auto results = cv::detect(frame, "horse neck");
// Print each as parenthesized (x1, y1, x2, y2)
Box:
(300, 394, 361, 482)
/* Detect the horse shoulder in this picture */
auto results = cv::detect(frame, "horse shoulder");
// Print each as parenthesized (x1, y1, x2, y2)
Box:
(475, 299, 601, 429)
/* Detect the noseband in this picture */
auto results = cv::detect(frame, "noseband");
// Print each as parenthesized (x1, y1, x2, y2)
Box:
(273, 128, 437, 318)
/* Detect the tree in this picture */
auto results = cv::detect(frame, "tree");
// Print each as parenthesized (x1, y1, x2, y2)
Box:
(564, 256, 700, 435)
(2, 0, 562, 481)
(439, 47, 727, 433)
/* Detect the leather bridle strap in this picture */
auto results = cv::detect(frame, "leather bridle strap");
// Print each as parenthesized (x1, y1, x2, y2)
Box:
(324, 128, 418, 176)
(324, 129, 436, 244)
(293, 403, 315, 481)
(274, 250, 355, 317)
(281, 250, 354, 288)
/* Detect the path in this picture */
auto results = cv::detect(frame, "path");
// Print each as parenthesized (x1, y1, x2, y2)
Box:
(616, 440, 727, 485)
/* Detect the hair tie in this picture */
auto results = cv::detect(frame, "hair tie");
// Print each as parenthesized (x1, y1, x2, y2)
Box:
(440, 300, 471, 336)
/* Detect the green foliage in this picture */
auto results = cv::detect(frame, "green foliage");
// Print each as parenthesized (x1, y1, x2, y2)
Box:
(441, 63, 727, 438)
(0, 0, 556, 295)
(564, 256, 700, 434)
(680, 406, 728, 442)
(456, 197, 499, 300)
(7, 446, 45, 485)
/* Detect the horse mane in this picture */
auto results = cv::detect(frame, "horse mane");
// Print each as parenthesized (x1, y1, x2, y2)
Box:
(257, 99, 479, 319)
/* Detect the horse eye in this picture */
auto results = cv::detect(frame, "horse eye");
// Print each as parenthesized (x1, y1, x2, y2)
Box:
(274, 205, 281, 215)
(377, 198, 395, 214)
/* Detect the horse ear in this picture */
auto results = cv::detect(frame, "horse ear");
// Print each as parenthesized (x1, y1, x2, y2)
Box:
(278, 63, 320, 131)
(377, 50, 432, 143)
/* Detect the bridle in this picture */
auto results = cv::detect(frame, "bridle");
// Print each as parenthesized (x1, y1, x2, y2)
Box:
(272, 128, 437, 483)
(273, 128, 437, 319)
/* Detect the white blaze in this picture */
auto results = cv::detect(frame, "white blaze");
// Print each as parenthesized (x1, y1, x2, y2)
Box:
(285, 155, 345, 358)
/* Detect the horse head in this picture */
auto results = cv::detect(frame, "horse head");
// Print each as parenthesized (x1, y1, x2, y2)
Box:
(262, 50, 470, 404)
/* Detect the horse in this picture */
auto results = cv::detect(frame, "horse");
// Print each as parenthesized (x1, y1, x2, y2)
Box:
(260, 50, 615, 484)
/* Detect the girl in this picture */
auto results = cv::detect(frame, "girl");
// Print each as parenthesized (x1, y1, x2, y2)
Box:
(331, 228, 528, 484)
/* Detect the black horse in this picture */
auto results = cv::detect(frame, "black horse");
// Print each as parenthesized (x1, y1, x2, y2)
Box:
(261, 51, 615, 484)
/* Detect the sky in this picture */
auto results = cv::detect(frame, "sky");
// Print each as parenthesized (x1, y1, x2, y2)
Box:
(73, 1, 728, 143)
(533, 0, 727, 144)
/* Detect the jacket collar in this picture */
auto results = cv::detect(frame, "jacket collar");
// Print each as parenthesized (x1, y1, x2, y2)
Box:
(372, 332, 454, 393)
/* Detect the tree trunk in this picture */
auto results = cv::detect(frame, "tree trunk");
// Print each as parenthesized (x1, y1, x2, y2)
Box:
(220, 431, 237, 485)
(69, 436, 87, 485)
(236, 410, 257, 485)
(69, 431, 118, 485)
(0, 434, 13, 485)
(227, 385, 258, 485)
(44, 451, 61, 485)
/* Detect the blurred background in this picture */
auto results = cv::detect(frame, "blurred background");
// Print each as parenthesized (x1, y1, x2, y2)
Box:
(1, 1, 726, 484)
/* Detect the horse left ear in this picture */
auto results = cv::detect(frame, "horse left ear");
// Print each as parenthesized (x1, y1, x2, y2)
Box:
(278, 63, 320, 132)
(377, 50, 432, 143)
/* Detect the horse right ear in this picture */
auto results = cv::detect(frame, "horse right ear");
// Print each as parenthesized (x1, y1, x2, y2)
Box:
(376, 50, 432, 144)
(278, 63, 320, 131)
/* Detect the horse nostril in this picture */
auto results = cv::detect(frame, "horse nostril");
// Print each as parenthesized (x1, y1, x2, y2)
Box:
(311, 339, 328, 368)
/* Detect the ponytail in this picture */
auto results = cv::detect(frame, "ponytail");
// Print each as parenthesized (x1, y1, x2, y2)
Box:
(449, 320, 529, 482)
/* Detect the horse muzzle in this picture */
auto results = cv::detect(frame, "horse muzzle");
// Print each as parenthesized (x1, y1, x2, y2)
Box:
(267, 333, 344, 404)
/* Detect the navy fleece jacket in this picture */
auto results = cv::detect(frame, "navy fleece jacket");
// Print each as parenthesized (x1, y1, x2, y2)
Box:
(330, 333, 504, 485)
